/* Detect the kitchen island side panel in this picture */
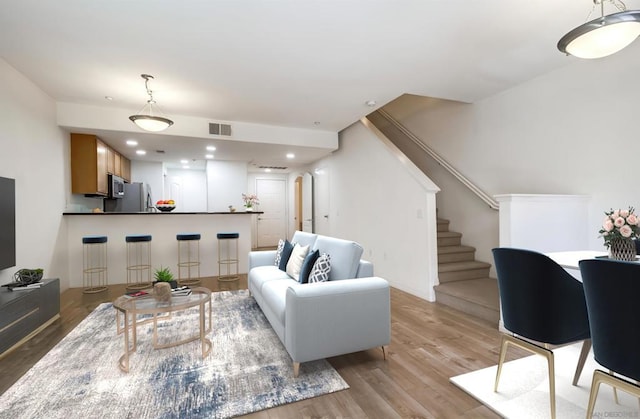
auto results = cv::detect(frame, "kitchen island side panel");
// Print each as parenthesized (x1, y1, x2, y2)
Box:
(64, 213, 254, 287)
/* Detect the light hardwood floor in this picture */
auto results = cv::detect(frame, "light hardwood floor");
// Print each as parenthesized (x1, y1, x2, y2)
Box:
(0, 277, 527, 418)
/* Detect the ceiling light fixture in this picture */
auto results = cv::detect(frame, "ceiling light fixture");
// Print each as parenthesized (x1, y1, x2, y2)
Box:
(558, 0, 640, 59)
(129, 74, 174, 132)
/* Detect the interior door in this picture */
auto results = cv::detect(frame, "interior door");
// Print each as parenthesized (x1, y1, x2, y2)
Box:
(302, 172, 313, 233)
(314, 168, 330, 235)
(256, 178, 287, 248)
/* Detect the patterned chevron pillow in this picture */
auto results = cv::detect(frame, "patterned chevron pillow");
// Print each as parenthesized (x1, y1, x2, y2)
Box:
(274, 239, 285, 266)
(308, 253, 331, 283)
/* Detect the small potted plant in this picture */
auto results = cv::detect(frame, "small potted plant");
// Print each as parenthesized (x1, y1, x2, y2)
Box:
(242, 193, 259, 211)
(153, 266, 178, 289)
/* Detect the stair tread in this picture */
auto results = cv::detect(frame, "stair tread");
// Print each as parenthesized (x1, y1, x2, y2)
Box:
(438, 245, 475, 254)
(438, 260, 492, 273)
(437, 231, 462, 238)
(434, 278, 499, 310)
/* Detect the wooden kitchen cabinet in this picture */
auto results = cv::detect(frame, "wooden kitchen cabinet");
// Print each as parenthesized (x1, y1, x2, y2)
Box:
(120, 156, 131, 182)
(70, 133, 109, 195)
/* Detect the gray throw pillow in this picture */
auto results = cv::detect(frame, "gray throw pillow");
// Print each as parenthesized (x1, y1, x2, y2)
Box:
(308, 253, 331, 283)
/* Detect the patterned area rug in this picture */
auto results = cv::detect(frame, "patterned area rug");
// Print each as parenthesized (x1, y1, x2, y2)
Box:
(0, 290, 348, 418)
(450, 342, 639, 418)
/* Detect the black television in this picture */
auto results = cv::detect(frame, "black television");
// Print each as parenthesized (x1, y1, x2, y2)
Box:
(0, 176, 16, 270)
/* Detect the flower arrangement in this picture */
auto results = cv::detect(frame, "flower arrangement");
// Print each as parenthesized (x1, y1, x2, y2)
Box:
(599, 207, 640, 248)
(242, 193, 259, 208)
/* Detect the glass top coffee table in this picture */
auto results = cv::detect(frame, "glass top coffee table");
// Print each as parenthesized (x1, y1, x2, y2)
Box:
(113, 287, 212, 372)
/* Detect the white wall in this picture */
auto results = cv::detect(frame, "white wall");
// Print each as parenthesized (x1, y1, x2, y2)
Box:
(384, 44, 640, 261)
(0, 59, 69, 288)
(310, 121, 439, 300)
(206, 160, 248, 212)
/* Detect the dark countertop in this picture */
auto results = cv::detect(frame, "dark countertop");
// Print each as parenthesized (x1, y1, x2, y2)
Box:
(63, 211, 264, 215)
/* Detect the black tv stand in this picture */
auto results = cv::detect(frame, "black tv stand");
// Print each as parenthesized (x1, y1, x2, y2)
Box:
(0, 278, 60, 358)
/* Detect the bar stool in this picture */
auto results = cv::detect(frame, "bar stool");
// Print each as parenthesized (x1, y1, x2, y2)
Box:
(217, 232, 239, 282)
(177, 233, 201, 286)
(82, 235, 108, 294)
(125, 234, 152, 290)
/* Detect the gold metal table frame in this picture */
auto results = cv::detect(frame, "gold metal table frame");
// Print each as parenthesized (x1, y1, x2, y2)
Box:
(113, 287, 212, 372)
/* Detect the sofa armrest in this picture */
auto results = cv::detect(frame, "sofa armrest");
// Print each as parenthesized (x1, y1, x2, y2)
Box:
(284, 277, 391, 363)
(249, 250, 277, 270)
(356, 260, 374, 277)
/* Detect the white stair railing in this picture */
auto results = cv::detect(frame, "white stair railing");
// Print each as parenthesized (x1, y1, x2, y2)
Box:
(375, 109, 499, 211)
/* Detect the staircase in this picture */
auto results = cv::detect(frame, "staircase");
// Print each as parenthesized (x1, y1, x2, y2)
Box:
(434, 218, 500, 325)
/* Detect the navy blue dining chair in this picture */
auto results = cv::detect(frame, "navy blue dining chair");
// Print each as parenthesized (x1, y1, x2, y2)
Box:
(579, 258, 640, 418)
(492, 248, 592, 419)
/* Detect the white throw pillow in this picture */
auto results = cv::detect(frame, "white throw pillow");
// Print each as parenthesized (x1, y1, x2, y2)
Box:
(286, 243, 309, 281)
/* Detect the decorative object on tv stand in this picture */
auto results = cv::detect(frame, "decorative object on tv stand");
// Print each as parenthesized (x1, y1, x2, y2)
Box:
(156, 199, 176, 212)
(557, 0, 640, 59)
(228, 205, 236, 212)
(129, 74, 174, 132)
(13, 268, 44, 285)
(598, 206, 640, 261)
(153, 266, 178, 289)
(242, 193, 259, 211)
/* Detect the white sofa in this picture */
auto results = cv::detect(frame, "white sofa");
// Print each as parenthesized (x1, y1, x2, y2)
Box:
(248, 231, 391, 376)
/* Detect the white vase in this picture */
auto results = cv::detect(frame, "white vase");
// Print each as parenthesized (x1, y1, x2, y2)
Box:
(245, 207, 253, 212)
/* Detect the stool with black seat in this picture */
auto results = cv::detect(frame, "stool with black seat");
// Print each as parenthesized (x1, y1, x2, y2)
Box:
(176, 233, 201, 286)
(217, 232, 239, 282)
(82, 235, 108, 294)
(125, 234, 152, 290)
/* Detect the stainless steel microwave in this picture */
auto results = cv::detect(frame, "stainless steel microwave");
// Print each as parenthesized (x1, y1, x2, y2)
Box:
(108, 174, 125, 199)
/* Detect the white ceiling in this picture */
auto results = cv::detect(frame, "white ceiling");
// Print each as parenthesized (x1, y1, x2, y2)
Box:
(0, 0, 620, 170)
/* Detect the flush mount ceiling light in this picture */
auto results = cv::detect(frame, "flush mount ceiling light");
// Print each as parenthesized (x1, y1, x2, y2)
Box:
(129, 74, 174, 132)
(558, 0, 640, 59)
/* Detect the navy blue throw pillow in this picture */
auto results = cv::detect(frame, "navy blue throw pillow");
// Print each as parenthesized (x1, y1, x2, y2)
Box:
(278, 240, 295, 272)
(299, 249, 320, 283)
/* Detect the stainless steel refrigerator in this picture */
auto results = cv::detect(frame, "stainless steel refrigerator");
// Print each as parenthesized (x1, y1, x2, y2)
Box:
(104, 182, 153, 212)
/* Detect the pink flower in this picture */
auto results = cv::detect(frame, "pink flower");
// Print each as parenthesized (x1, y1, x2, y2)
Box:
(612, 210, 620, 218)
(614, 217, 626, 228)
(621, 209, 630, 218)
(620, 225, 633, 238)
(628, 214, 638, 225)
(603, 219, 614, 232)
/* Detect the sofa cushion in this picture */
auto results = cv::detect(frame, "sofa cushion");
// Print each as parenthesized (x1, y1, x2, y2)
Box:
(312, 235, 363, 280)
(261, 278, 297, 327)
(278, 240, 295, 271)
(286, 244, 309, 281)
(308, 253, 331, 283)
(273, 239, 285, 267)
(291, 231, 318, 249)
(299, 249, 320, 284)
(249, 265, 291, 298)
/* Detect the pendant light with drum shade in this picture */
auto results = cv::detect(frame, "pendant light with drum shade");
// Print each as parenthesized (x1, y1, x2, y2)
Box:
(129, 74, 174, 132)
(558, 0, 640, 59)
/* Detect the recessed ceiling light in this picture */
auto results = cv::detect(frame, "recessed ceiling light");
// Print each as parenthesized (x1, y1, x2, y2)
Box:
(180, 159, 188, 164)
(105, 96, 113, 101)
(265, 168, 272, 173)
(286, 153, 295, 159)
(205, 154, 214, 159)
(136, 150, 147, 155)
(206, 145, 216, 151)
(126, 140, 138, 146)
(366, 100, 377, 107)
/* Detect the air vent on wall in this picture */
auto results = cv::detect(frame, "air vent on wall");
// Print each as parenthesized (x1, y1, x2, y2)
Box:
(209, 122, 232, 136)
(258, 165, 288, 170)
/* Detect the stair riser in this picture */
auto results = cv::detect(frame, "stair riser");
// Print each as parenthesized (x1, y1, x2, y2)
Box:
(438, 268, 491, 283)
(438, 252, 475, 263)
(434, 290, 499, 324)
(437, 237, 461, 246)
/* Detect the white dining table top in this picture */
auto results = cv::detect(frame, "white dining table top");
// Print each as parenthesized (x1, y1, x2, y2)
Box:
(545, 250, 608, 270)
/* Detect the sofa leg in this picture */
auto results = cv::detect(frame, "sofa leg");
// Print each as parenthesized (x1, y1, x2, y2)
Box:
(293, 362, 300, 378)
(381, 346, 388, 360)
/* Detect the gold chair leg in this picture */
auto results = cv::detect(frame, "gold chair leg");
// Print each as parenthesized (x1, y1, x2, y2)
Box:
(494, 334, 556, 419)
(293, 362, 300, 378)
(586, 370, 603, 419)
(572, 339, 591, 386)
(494, 334, 510, 392)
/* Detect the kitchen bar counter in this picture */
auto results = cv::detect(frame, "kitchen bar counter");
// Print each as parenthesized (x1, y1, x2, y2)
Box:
(64, 212, 259, 288)
(63, 211, 263, 215)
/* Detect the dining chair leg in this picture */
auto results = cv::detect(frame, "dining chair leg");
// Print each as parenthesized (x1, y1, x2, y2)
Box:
(494, 334, 509, 392)
(572, 339, 592, 386)
(611, 369, 619, 404)
(586, 370, 603, 419)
